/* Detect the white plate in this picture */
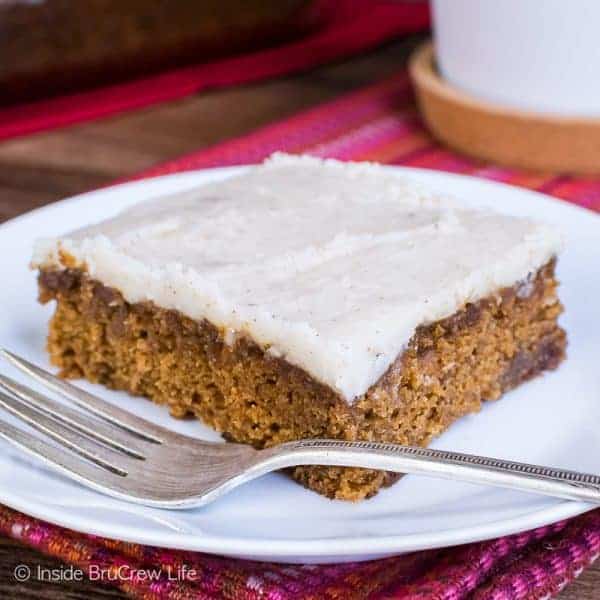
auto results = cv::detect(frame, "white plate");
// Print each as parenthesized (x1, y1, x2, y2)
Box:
(0, 167, 598, 564)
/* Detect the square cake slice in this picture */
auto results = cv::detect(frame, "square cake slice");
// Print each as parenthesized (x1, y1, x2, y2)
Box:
(33, 154, 566, 500)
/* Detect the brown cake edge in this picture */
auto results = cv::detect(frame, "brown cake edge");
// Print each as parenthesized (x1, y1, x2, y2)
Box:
(37, 259, 566, 501)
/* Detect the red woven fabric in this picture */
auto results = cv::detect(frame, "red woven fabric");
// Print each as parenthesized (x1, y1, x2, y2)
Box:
(2, 506, 599, 598)
(3, 70, 600, 599)
(0, 0, 429, 142)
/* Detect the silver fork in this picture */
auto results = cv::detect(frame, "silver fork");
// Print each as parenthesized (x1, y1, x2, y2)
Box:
(0, 348, 599, 509)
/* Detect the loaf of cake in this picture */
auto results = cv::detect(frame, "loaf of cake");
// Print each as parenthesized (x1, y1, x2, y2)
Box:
(32, 154, 566, 500)
(0, 0, 319, 103)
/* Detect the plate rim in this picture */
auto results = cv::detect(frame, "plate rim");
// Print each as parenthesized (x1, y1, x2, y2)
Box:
(0, 489, 592, 559)
(0, 164, 598, 562)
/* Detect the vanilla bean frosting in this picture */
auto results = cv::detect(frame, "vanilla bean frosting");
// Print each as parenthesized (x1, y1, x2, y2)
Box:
(33, 154, 562, 402)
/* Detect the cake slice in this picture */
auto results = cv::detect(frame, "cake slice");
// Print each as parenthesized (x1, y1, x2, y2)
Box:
(32, 154, 566, 501)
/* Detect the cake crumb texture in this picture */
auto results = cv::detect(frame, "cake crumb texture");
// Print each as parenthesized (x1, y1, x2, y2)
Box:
(38, 260, 565, 501)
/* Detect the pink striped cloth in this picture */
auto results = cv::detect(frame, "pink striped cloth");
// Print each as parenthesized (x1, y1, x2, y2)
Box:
(3, 70, 600, 599)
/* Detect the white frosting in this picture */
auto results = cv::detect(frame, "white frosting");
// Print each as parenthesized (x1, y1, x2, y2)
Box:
(33, 154, 562, 402)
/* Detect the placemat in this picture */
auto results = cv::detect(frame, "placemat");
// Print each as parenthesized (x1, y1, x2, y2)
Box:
(3, 70, 600, 599)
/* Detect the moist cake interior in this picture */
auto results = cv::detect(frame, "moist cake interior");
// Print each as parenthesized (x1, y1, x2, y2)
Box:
(38, 260, 565, 501)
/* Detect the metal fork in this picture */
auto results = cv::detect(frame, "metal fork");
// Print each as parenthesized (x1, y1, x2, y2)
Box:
(1, 348, 599, 509)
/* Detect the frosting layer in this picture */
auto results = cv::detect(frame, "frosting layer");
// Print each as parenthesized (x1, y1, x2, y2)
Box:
(33, 154, 562, 402)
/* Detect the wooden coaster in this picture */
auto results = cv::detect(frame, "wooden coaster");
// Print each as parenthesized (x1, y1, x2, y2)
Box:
(409, 41, 600, 174)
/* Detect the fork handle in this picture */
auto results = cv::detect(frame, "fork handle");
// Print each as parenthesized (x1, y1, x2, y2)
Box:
(267, 439, 600, 504)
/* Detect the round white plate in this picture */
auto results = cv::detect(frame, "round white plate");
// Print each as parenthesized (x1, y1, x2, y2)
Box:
(0, 167, 598, 564)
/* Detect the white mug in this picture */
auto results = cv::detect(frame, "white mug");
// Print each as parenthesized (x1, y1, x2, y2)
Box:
(432, 0, 600, 117)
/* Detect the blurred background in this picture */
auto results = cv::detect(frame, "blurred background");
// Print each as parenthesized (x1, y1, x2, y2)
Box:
(0, 0, 429, 221)
(1, 0, 332, 103)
